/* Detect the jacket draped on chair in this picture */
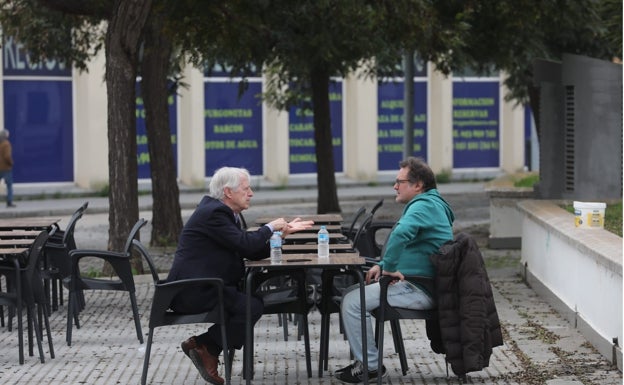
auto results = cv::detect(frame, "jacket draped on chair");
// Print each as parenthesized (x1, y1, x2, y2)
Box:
(427, 232, 504, 376)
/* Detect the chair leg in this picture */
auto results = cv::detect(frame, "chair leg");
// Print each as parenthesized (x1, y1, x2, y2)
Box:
(37, 300, 55, 359)
(16, 301, 24, 364)
(376, 319, 386, 385)
(228, 348, 236, 369)
(66, 290, 78, 346)
(27, 306, 34, 358)
(59, 282, 64, 308)
(27, 305, 45, 363)
(390, 319, 408, 375)
(280, 313, 288, 341)
(44, 304, 55, 359)
(140, 329, 155, 385)
(220, 326, 231, 385)
(51, 278, 58, 312)
(129, 292, 143, 343)
(301, 314, 312, 378)
(296, 314, 304, 341)
(318, 311, 329, 376)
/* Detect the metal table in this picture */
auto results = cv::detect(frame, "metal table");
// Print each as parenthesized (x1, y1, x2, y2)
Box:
(244, 252, 370, 384)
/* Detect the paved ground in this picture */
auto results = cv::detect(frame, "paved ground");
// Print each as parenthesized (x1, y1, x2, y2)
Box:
(0, 181, 621, 384)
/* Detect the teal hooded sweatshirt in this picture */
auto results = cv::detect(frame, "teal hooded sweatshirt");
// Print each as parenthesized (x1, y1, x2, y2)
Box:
(378, 188, 455, 278)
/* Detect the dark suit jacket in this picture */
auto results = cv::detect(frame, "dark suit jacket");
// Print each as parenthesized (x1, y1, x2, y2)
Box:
(167, 196, 273, 310)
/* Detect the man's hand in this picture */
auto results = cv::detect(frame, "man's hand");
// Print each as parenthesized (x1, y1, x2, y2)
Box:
(283, 218, 314, 236)
(382, 270, 405, 282)
(366, 265, 405, 284)
(267, 218, 288, 232)
(366, 264, 381, 284)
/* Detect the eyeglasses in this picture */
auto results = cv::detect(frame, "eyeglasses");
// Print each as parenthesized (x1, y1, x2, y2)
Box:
(394, 179, 411, 185)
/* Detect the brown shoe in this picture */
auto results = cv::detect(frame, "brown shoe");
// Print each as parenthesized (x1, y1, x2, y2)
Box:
(189, 344, 224, 385)
(181, 336, 198, 358)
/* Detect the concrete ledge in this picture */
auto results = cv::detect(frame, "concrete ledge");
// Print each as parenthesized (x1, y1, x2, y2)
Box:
(485, 173, 535, 249)
(517, 199, 622, 370)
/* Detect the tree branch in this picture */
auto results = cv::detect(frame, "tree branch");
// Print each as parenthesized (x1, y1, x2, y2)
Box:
(37, 0, 112, 19)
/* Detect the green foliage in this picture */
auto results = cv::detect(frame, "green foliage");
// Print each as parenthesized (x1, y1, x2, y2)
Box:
(604, 201, 623, 237)
(513, 174, 539, 188)
(97, 184, 110, 197)
(0, 0, 106, 71)
(435, 169, 452, 184)
(432, 0, 621, 104)
(85, 268, 101, 278)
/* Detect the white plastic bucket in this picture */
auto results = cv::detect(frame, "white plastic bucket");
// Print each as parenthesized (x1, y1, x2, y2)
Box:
(573, 201, 606, 229)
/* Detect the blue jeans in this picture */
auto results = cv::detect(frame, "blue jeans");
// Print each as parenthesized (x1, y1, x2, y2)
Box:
(340, 279, 434, 368)
(0, 170, 13, 205)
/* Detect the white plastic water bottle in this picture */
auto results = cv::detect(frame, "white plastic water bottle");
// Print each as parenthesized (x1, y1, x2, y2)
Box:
(317, 225, 330, 258)
(270, 231, 282, 263)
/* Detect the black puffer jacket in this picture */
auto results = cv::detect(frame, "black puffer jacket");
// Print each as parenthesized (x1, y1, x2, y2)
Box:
(427, 232, 503, 376)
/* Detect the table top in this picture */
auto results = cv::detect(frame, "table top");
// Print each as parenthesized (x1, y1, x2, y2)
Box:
(247, 224, 342, 233)
(0, 217, 60, 230)
(0, 230, 42, 238)
(0, 247, 28, 255)
(245, 252, 364, 268)
(283, 232, 346, 242)
(254, 213, 343, 226)
(0, 234, 43, 266)
(282, 243, 354, 253)
(0, 238, 36, 247)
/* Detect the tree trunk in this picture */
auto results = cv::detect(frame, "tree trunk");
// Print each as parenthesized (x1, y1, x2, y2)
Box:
(310, 66, 341, 214)
(141, 12, 183, 249)
(104, 0, 152, 259)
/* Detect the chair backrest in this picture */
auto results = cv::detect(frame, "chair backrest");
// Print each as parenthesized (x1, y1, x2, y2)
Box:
(238, 212, 248, 230)
(24, 231, 52, 299)
(63, 204, 87, 247)
(351, 212, 374, 254)
(370, 198, 384, 216)
(131, 239, 161, 285)
(345, 206, 366, 238)
(26, 231, 51, 274)
(78, 201, 89, 213)
(378, 223, 397, 258)
(123, 218, 148, 254)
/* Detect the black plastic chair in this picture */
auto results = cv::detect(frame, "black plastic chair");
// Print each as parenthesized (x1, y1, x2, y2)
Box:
(371, 275, 451, 384)
(133, 239, 232, 385)
(340, 206, 366, 240)
(0, 231, 53, 364)
(65, 218, 147, 346)
(247, 268, 313, 378)
(370, 198, 384, 216)
(43, 201, 88, 311)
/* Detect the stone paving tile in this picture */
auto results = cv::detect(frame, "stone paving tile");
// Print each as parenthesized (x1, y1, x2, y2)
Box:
(0, 270, 621, 385)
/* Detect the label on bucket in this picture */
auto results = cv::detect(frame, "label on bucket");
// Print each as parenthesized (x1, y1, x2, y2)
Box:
(573, 201, 606, 229)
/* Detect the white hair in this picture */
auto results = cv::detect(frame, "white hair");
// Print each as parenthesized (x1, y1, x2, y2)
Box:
(208, 167, 250, 200)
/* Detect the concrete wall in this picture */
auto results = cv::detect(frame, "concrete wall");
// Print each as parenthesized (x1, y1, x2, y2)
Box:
(533, 54, 623, 201)
(517, 200, 622, 370)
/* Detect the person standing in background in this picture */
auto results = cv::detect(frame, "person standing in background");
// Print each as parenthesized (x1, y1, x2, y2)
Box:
(0, 129, 15, 208)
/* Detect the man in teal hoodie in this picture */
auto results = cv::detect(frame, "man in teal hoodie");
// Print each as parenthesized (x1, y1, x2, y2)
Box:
(337, 157, 455, 383)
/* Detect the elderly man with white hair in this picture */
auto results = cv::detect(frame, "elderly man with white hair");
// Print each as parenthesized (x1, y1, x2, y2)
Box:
(166, 166, 313, 385)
